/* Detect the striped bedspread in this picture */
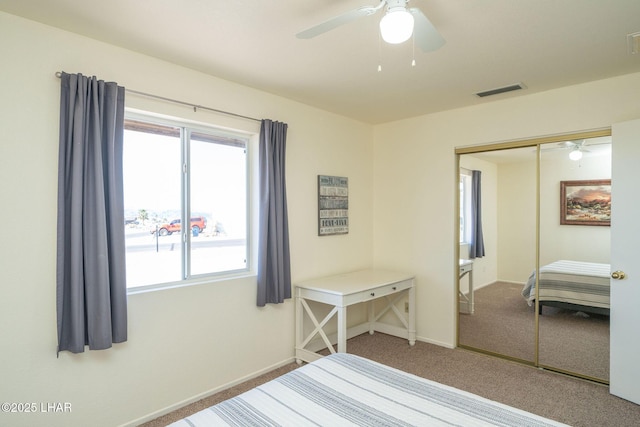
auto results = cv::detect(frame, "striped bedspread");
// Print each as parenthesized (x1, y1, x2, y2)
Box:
(169, 353, 567, 426)
(522, 260, 610, 309)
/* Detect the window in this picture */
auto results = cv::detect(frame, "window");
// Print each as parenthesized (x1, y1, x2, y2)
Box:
(123, 115, 249, 289)
(459, 171, 472, 244)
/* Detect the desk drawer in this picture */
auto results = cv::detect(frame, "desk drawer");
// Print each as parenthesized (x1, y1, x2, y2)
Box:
(353, 280, 412, 304)
(460, 263, 473, 275)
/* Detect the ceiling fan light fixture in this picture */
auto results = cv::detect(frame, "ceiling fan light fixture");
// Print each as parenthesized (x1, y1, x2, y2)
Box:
(569, 148, 583, 161)
(379, 7, 414, 44)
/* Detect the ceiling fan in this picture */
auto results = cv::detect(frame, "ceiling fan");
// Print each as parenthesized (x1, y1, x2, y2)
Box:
(296, 0, 445, 52)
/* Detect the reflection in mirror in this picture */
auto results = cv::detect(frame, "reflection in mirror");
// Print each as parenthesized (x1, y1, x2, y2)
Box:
(537, 137, 611, 381)
(458, 146, 536, 363)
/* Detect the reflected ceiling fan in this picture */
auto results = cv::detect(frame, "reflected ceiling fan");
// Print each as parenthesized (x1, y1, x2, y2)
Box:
(541, 139, 610, 161)
(296, 0, 445, 52)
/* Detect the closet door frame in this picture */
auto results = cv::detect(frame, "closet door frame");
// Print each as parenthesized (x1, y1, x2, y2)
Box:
(455, 128, 611, 383)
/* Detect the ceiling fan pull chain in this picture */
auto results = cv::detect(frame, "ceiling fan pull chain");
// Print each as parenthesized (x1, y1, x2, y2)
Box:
(378, 30, 383, 72)
(412, 32, 416, 67)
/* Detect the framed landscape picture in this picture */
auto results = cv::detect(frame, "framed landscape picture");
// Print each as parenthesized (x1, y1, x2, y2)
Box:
(560, 179, 611, 226)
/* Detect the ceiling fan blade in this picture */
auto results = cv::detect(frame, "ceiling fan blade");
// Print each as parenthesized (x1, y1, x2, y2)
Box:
(583, 141, 612, 147)
(296, 6, 379, 39)
(409, 8, 445, 52)
(540, 141, 575, 151)
(540, 146, 568, 152)
(541, 141, 582, 151)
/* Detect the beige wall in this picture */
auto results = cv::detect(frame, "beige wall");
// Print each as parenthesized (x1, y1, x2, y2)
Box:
(496, 158, 537, 282)
(0, 12, 373, 427)
(459, 156, 499, 291)
(463, 147, 612, 285)
(539, 151, 612, 266)
(2, 9, 640, 427)
(372, 72, 640, 348)
(496, 149, 612, 282)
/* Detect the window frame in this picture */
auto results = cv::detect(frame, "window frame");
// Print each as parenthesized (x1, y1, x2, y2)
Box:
(123, 110, 253, 293)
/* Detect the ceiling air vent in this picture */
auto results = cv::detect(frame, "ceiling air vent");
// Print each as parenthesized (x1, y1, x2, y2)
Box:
(475, 83, 526, 98)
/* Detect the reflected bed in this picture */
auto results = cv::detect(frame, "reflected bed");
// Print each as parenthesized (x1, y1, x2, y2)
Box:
(522, 260, 610, 315)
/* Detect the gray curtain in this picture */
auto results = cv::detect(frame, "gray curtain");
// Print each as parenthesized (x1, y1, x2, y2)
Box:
(469, 170, 485, 259)
(257, 119, 291, 306)
(56, 72, 127, 354)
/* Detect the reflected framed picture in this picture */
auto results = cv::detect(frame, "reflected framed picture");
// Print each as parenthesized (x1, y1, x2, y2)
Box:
(560, 179, 611, 226)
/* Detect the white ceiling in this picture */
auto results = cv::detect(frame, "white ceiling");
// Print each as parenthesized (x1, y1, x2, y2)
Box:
(2, 0, 640, 124)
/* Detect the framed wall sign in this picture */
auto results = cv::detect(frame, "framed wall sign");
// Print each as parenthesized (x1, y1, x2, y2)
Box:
(318, 175, 348, 236)
(560, 179, 611, 226)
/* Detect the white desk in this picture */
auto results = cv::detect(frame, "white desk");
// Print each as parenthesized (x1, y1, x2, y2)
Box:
(458, 259, 474, 314)
(295, 269, 416, 364)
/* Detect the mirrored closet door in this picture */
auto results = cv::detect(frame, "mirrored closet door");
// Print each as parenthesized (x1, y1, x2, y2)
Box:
(538, 138, 611, 382)
(457, 146, 536, 364)
(457, 131, 611, 383)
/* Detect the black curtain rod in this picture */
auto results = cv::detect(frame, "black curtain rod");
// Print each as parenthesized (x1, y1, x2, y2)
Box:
(55, 72, 261, 123)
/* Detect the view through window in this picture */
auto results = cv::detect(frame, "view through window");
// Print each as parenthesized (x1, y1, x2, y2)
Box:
(123, 117, 248, 289)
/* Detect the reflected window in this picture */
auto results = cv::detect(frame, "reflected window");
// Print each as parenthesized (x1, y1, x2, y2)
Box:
(459, 171, 472, 244)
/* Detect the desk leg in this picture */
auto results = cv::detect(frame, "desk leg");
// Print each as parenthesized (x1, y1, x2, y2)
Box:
(295, 293, 303, 364)
(368, 300, 375, 335)
(468, 269, 474, 315)
(408, 282, 416, 346)
(337, 305, 347, 353)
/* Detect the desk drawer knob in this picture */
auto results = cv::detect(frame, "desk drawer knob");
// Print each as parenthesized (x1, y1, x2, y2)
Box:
(392, 286, 397, 290)
(370, 292, 375, 297)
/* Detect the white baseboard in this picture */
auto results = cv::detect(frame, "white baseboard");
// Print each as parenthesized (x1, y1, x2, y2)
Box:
(119, 357, 296, 427)
(416, 335, 455, 349)
(122, 334, 455, 426)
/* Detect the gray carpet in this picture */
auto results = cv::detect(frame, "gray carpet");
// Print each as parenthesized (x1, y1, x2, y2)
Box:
(141, 333, 640, 427)
(459, 281, 609, 380)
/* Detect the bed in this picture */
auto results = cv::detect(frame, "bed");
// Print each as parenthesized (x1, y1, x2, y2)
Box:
(169, 352, 567, 426)
(522, 260, 610, 315)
